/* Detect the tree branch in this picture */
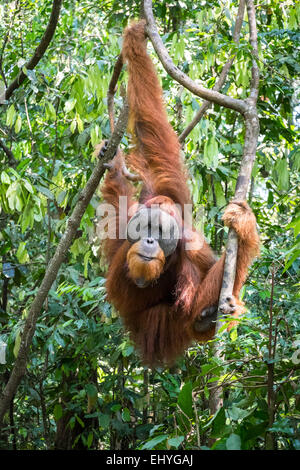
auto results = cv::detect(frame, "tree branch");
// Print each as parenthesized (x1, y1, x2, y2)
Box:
(1, 0, 63, 103)
(246, 0, 260, 104)
(106, 55, 139, 181)
(143, 0, 247, 115)
(179, 0, 246, 143)
(0, 103, 129, 427)
(143, 0, 259, 335)
(0, 139, 17, 166)
(265, 264, 276, 449)
(217, 0, 260, 319)
(107, 54, 123, 133)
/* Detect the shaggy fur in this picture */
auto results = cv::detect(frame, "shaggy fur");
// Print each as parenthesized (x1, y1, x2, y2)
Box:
(100, 21, 260, 366)
(126, 240, 166, 282)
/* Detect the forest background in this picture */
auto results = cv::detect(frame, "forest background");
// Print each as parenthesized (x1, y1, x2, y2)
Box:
(0, 0, 299, 451)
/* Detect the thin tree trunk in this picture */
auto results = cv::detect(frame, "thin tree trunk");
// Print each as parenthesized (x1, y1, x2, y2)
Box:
(265, 265, 276, 450)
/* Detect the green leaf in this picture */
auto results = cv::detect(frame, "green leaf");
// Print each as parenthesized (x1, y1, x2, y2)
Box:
(203, 136, 218, 168)
(141, 435, 168, 450)
(83, 251, 90, 278)
(227, 405, 256, 421)
(70, 119, 77, 133)
(35, 184, 54, 200)
(283, 249, 300, 273)
(23, 179, 34, 194)
(21, 202, 34, 232)
(6, 104, 16, 127)
(91, 125, 102, 146)
(229, 327, 238, 342)
(292, 148, 300, 171)
(16, 242, 29, 264)
(15, 114, 22, 133)
(122, 407, 131, 422)
(87, 432, 93, 448)
(76, 114, 84, 133)
(47, 102, 57, 120)
(149, 424, 164, 436)
(6, 182, 18, 210)
(214, 182, 226, 208)
(99, 414, 110, 429)
(13, 330, 21, 358)
(76, 415, 85, 428)
(167, 436, 184, 448)
(15, 193, 23, 211)
(23, 68, 36, 82)
(226, 433, 241, 450)
(211, 406, 227, 438)
(1, 171, 11, 184)
(64, 98, 77, 113)
(274, 158, 289, 192)
(111, 404, 121, 412)
(53, 404, 63, 421)
(122, 345, 134, 357)
(86, 384, 97, 398)
(54, 331, 65, 347)
(178, 381, 193, 418)
(57, 190, 66, 205)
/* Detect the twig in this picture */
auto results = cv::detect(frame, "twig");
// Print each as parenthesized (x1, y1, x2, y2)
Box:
(192, 392, 201, 448)
(0, 102, 129, 427)
(24, 97, 35, 150)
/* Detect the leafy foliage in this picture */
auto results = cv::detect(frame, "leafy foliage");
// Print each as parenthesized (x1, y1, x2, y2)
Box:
(0, 0, 299, 450)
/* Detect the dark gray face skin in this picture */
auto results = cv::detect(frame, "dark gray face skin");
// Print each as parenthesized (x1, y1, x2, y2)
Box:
(126, 207, 179, 258)
(138, 237, 161, 260)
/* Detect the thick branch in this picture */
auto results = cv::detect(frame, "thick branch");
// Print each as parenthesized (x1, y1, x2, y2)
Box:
(0, 103, 129, 427)
(217, 0, 259, 323)
(179, 0, 246, 143)
(143, 0, 247, 115)
(208, 0, 259, 412)
(2, 0, 63, 102)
